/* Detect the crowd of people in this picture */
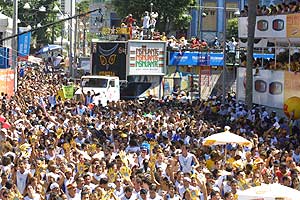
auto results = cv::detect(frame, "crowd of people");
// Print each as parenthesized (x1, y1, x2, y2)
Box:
(240, 1, 300, 17)
(0, 66, 299, 200)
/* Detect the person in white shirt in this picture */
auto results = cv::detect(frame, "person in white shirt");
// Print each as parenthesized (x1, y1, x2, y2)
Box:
(53, 54, 63, 70)
(292, 146, 300, 164)
(142, 11, 150, 39)
(138, 147, 150, 169)
(23, 185, 40, 200)
(66, 183, 81, 200)
(164, 184, 181, 200)
(178, 177, 196, 198)
(148, 184, 163, 200)
(13, 160, 32, 195)
(178, 144, 200, 174)
(114, 178, 124, 198)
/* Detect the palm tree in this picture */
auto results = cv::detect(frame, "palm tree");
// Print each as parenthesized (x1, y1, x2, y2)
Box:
(245, 0, 258, 109)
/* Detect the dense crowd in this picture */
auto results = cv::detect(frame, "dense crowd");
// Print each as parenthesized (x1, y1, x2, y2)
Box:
(240, 1, 300, 17)
(0, 67, 299, 200)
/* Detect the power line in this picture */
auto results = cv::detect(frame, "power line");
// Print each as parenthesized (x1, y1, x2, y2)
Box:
(0, 8, 101, 43)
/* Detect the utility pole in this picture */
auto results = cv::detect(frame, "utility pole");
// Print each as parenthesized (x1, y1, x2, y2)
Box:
(12, 0, 18, 92)
(69, 0, 74, 78)
(222, 0, 227, 104)
(245, 0, 258, 108)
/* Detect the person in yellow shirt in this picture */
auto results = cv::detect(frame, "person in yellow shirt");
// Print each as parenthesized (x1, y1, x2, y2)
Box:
(206, 152, 218, 171)
(160, 32, 168, 41)
(235, 170, 249, 190)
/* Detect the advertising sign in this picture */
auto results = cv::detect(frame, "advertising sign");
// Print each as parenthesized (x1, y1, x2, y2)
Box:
(91, 41, 127, 80)
(168, 52, 209, 66)
(0, 69, 14, 97)
(209, 53, 224, 66)
(18, 27, 31, 60)
(286, 13, 300, 38)
(62, 85, 75, 99)
(128, 41, 166, 76)
(0, 48, 8, 69)
(200, 66, 211, 87)
(237, 68, 284, 108)
(284, 71, 300, 101)
(239, 15, 287, 38)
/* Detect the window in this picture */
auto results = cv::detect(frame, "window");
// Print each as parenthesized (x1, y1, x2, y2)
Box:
(81, 78, 108, 88)
(257, 20, 268, 31)
(109, 80, 115, 87)
(273, 19, 284, 31)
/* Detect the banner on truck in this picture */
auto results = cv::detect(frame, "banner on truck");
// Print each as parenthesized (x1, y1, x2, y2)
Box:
(128, 41, 166, 76)
(237, 68, 284, 108)
(91, 41, 127, 80)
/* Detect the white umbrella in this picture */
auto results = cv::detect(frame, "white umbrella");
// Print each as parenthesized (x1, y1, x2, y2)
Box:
(238, 183, 300, 200)
(202, 130, 252, 147)
(202, 130, 252, 163)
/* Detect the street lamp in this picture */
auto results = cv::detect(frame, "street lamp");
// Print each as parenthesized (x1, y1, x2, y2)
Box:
(150, 3, 153, 14)
(23, 3, 46, 13)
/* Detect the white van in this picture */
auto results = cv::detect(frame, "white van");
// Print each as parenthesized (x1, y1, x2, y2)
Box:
(75, 75, 120, 106)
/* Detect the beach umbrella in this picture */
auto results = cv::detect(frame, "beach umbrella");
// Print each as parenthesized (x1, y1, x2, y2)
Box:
(202, 129, 252, 163)
(202, 130, 252, 147)
(238, 183, 300, 200)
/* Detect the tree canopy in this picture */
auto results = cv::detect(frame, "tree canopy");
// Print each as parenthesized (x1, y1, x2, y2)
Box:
(112, 0, 195, 33)
(0, 0, 61, 48)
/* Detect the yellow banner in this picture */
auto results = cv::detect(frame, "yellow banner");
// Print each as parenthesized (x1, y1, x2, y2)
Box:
(62, 85, 74, 99)
(101, 27, 130, 35)
(287, 13, 300, 38)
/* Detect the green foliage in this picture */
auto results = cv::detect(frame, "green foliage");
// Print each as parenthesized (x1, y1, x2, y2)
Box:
(112, 0, 194, 33)
(227, 17, 238, 39)
(0, 0, 62, 47)
(77, 0, 90, 14)
(0, 0, 13, 17)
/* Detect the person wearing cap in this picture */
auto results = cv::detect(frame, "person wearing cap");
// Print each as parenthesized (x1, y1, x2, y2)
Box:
(138, 147, 150, 169)
(46, 182, 60, 200)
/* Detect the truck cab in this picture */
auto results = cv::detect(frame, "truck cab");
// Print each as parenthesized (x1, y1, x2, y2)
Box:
(75, 75, 120, 106)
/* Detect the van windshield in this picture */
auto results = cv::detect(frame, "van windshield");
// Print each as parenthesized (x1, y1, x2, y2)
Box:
(81, 78, 108, 88)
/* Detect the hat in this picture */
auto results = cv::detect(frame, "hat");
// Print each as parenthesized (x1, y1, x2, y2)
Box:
(50, 182, 59, 190)
(67, 183, 76, 190)
(254, 158, 264, 165)
(120, 133, 128, 138)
